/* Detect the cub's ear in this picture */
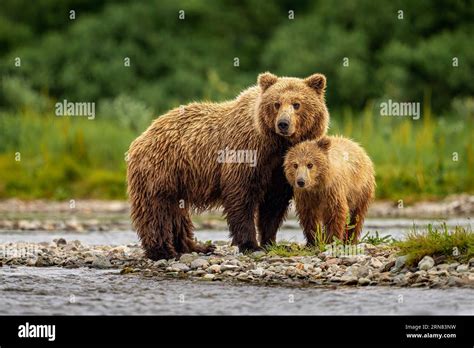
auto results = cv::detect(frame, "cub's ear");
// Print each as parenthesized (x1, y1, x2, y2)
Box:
(305, 73, 326, 94)
(316, 137, 331, 152)
(258, 72, 278, 92)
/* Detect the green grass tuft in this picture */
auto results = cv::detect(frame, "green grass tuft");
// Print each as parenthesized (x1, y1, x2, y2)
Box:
(395, 223, 474, 266)
(360, 231, 396, 245)
(264, 241, 322, 257)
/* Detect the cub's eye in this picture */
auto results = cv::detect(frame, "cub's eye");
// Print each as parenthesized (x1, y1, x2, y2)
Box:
(293, 163, 298, 169)
(293, 103, 300, 110)
(307, 163, 313, 169)
(274, 102, 281, 110)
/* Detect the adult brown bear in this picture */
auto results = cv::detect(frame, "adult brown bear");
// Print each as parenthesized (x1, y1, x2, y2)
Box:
(127, 72, 329, 260)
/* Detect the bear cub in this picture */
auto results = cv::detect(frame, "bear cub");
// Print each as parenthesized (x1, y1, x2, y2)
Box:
(284, 135, 375, 244)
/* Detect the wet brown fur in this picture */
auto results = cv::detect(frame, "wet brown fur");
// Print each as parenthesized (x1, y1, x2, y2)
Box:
(284, 136, 375, 244)
(127, 72, 329, 260)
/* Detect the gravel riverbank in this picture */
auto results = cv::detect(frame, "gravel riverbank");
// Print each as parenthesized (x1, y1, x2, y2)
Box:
(1, 239, 473, 289)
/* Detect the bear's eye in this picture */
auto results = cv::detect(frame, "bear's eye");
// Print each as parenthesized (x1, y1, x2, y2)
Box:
(307, 163, 313, 169)
(293, 103, 300, 110)
(293, 163, 298, 169)
(274, 102, 281, 110)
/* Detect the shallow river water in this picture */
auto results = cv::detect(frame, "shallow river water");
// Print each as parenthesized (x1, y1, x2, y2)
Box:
(1, 267, 474, 315)
(1, 218, 473, 315)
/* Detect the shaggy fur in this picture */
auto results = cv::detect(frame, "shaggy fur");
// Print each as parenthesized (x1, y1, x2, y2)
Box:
(284, 136, 375, 244)
(127, 72, 329, 260)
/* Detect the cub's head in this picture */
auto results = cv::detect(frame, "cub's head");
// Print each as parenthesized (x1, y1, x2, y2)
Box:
(256, 72, 329, 143)
(284, 137, 331, 190)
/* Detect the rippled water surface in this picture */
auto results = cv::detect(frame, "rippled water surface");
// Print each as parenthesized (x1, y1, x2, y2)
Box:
(1, 267, 473, 315)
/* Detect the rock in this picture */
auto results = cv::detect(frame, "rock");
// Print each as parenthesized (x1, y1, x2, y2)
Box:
(26, 258, 37, 266)
(120, 267, 135, 274)
(54, 238, 67, 246)
(382, 260, 396, 272)
(220, 264, 240, 271)
(202, 274, 215, 281)
(192, 270, 206, 276)
(91, 255, 112, 269)
(208, 257, 222, 265)
(469, 258, 474, 267)
(370, 258, 383, 269)
(251, 250, 266, 258)
(326, 258, 341, 266)
(341, 274, 358, 284)
(447, 276, 465, 287)
(391, 256, 408, 272)
(190, 258, 209, 269)
(341, 257, 359, 266)
(18, 220, 40, 230)
(153, 259, 168, 268)
(418, 256, 435, 271)
(179, 254, 197, 264)
(378, 272, 392, 282)
(207, 264, 221, 273)
(65, 220, 83, 232)
(358, 278, 370, 286)
(393, 273, 407, 285)
(236, 273, 249, 281)
(251, 267, 265, 276)
(437, 263, 450, 271)
(456, 264, 469, 273)
(167, 263, 189, 272)
(35, 255, 53, 267)
(224, 259, 241, 266)
(448, 262, 460, 270)
(356, 266, 370, 278)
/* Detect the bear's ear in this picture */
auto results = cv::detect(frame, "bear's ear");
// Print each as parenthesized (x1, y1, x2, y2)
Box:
(258, 72, 278, 92)
(305, 73, 326, 94)
(316, 137, 331, 152)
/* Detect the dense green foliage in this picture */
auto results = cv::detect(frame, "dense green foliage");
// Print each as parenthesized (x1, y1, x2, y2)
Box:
(0, 0, 472, 199)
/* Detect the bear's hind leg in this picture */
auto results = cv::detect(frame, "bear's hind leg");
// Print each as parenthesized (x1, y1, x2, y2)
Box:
(130, 191, 176, 260)
(174, 209, 215, 255)
(132, 198, 177, 260)
(348, 200, 370, 243)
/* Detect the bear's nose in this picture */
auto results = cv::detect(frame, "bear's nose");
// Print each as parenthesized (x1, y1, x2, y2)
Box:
(277, 120, 290, 132)
(296, 179, 305, 188)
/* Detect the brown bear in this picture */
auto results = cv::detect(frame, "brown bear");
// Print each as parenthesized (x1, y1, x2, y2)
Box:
(284, 135, 375, 244)
(127, 72, 329, 260)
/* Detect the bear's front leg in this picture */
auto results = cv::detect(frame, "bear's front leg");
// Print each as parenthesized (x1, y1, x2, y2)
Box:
(223, 198, 259, 253)
(324, 197, 349, 243)
(296, 203, 320, 247)
(257, 168, 293, 248)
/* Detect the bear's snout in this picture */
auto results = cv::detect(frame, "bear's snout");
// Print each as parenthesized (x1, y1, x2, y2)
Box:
(277, 119, 290, 133)
(296, 178, 305, 188)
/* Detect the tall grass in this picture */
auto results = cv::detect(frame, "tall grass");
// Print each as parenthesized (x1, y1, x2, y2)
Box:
(395, 223, 474, 266)
(330, 101, 474, 202)
(0, 109, 135, 199)
(0, 99, 472, 200)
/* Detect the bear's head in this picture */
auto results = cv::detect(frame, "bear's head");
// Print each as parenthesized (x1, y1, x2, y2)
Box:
(283, 137, 331, 190)
(255, 72, 329, 144)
